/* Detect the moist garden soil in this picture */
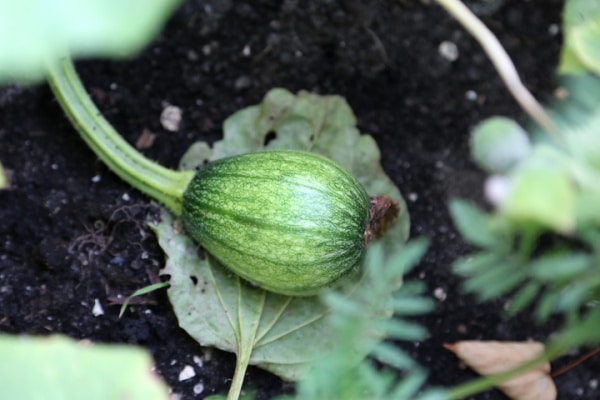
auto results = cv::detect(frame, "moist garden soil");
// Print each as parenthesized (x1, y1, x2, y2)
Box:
(1, 0, 598, 399)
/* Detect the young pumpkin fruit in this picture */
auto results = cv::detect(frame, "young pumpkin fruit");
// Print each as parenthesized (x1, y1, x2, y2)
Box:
(182, 150, 370, 296)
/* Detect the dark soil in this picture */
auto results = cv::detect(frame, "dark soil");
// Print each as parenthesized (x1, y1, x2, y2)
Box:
(1, 1, 597, 399)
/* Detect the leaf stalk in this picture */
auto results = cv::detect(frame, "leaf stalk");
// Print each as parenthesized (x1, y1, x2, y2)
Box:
(435, 0, 561, 143)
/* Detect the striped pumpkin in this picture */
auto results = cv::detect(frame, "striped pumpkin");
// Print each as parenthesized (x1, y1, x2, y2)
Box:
(182, 150, 370, 296)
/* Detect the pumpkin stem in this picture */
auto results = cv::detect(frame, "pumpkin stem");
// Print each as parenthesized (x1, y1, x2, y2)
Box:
(46, 56, 194, 216)
(364, 195, 400, 245)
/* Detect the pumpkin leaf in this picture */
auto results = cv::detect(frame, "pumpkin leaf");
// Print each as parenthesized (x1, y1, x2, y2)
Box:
(158, 89, 410, 389)
(0, 0, 181, 82)
(0, 334, 169, 400)
(152, 211, 385, 381)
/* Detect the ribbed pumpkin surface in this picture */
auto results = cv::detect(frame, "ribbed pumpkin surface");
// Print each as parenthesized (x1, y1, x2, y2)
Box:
(181, 150, 370, 296)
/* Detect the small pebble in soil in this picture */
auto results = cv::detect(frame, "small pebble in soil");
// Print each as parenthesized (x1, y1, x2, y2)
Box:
(91, 175, 101, 183)
(590, 379, 598, 390)
(242, 44, 251, 57)
(234, 76, 251, 91)
(121, 193, 130, 202)
(408, 192, 418, 202)
(465, 90, 478, 101)
(193, 383, 205, 396)
(92, 298, 104, 316)
(193, 355, 203, 367)
(179, 365, 196, 381)
(438, 41, 459, 62)
(160, 105, 183, 132)
(433, 287, 447, 302)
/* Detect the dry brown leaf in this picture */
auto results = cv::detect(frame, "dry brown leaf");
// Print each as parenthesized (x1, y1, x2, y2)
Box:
(444, 340, 556, 400)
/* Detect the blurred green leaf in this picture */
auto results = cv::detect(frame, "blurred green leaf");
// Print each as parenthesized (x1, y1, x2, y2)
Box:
(286, 240, 434, 400)
(501, 156, 576, 233)
(536, 291, 560, 322)
(0, 0, 181, 82)
(529, 252, 593, 281)
(449, 199, 497, 248)
(470, 116, 531, 173)
(462, 259, 527, 301)
(453, 252, 501, 276)
(391, 296, 435, 315)
(506, 281, 541, 316)
(560, 0, 600, 75)
(371, 342, 417, 369)
(0, 335, 169, 400)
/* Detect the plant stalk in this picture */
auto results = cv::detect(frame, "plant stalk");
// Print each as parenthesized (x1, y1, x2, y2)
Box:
(435, 0, 561, 142)
(228, 349, 252, 400)
(45, 56, 194, 216)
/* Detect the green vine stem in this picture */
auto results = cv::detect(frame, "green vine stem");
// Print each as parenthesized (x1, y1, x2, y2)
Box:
(435, 0, 561, 143)
(45, 56, 194, 216)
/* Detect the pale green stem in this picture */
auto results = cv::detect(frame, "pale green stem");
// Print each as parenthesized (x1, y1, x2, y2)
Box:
(0, 161, 8, 189)
(227, 281, 265, 400)
(227, 348, 253, 400)
(45, 56, 195, 216)
(435, 0, 561, 142)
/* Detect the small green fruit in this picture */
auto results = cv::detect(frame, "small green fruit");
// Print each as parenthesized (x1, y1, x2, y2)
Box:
(182, 150, 370, 296)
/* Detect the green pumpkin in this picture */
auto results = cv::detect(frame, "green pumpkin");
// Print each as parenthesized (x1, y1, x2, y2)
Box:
(182, 150, 370, 296)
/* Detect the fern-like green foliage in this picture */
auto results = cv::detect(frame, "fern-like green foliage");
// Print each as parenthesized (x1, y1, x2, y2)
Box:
(450, 74, 600, 350)
(280, 239, 443, 400)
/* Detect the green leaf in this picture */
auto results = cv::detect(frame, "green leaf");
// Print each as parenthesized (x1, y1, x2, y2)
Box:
(473, 266, 529, 302)
(179, 88, 410, 251)
(371, 342, 417, 370)
(536, 291, 560, 322)
(388, 369, 429, 400)
(158, 89, 412, 394)
(462, 259, 526, 301)
(470, 116, 531, 173)
(560, 0, 600, 75)
(529, 252, 593, 281)
(288, 241, 429, 400)
(152, 211, 385, 382)
(374, 319, 428, 341)
(0, 334, 169, 400)
(501, 152, 576, 233)
(0, 0, 181, 82)
(384, 238, 428, 281)
(506, 281, 541, 316)
(391, 296, 435, 315)
(119, 282, 170, 318)
(448, 199, 497, 248)
(452, 252, 501, 276)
